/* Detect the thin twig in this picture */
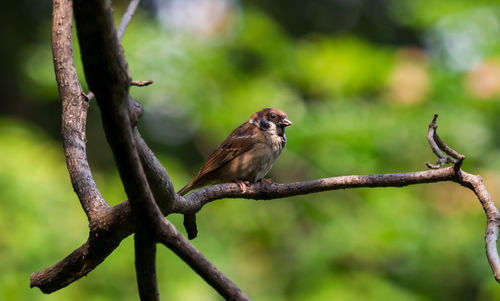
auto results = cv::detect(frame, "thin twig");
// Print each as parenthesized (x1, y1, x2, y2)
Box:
(460, 171, 500, 282)
(117, 1, 155, 89)
(426, 114, 448, 168)
(82, 91, 95, 102)
(131, 79, 153, 86)
(117, 0, 140, 41)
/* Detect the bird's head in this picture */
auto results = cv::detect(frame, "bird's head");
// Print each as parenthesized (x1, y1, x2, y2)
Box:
(249, 108, 292, 136)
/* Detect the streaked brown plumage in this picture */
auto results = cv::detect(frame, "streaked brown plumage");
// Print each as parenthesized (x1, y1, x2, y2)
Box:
(178, 108, 292, 239)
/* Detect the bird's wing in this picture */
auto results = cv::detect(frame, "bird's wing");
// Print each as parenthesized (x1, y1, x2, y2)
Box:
(177, 122, 261, 195)
(196, 122, 258, 177)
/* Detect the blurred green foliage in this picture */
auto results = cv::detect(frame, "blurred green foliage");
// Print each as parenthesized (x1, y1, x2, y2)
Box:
(2, 1, 500, 300)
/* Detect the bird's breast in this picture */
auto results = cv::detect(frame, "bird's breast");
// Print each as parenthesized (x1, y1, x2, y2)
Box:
(269, 132, 286, 159)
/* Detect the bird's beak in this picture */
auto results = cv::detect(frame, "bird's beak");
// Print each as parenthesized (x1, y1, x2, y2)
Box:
(281, 118, 292, 127)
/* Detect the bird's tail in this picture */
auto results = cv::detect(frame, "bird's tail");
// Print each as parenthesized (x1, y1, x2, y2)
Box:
(177, 184, 190, 197)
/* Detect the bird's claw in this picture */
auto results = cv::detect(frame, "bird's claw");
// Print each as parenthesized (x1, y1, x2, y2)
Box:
(235, 180, 251, 193)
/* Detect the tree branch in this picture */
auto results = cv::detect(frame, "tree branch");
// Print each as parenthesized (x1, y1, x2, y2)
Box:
(117, 0, 140, 42)
(73, 2, 174, 301)
(134, 127, 183, 214)
(176, 167, 458, 213)
(132, 79, 154, 86)
(425, 114, 465, 170)
(73, 1, 249, 300)
(135, 228, 160, 301)
(30, 202, 133, 292)
(461, 172, 500, 281)
(51, 0, 110, 222)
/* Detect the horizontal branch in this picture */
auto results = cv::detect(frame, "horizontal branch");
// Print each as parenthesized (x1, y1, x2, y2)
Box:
(30, 165, 468, 292)
(175, 167, 459, 213)
(32, 109, 500, 288)
(131, 79, 154, 86)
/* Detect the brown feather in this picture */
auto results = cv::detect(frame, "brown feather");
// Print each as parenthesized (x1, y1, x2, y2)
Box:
(177, 122, 260, 195)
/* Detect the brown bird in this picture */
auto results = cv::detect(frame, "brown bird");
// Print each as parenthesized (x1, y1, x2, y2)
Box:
(178, 108, 292, 239)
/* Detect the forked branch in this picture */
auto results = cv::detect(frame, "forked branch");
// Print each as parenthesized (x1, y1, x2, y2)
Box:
(425, 114, 500, 281)
(36, 1, 249, 300)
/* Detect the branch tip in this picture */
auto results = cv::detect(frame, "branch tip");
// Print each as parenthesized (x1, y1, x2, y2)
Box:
(426, 114, 466, 171)
(429, 113, 438, 129)
(131, 80, 153, 87)
(82, 91, 94, 102)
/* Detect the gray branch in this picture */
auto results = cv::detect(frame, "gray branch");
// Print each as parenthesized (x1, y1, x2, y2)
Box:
(51, 0, 110, 222)
(117, 0, 140, 41)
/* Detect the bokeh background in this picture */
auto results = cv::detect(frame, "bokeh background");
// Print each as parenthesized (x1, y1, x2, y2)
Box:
(2, 0, 500, 300)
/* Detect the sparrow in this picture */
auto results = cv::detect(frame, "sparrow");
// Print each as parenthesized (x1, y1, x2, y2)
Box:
(178, 108, 292, 239)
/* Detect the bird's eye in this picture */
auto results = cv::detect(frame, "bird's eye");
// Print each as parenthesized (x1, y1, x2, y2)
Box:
(270, 114, 276, 119)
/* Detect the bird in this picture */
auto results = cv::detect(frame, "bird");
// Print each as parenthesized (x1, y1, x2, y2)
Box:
(178, 108, 292, 239)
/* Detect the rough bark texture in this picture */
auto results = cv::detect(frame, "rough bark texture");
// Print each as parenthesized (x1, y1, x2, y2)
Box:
(51, 0, 110, 222)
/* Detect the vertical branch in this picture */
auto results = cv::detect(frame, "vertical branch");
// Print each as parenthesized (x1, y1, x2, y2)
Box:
(73, 2, 163, 300)
(460, 172, 500, 281)
(135, 228, 160, 301)
(52, 0, 110, 222)
(73, 1, 251, 299)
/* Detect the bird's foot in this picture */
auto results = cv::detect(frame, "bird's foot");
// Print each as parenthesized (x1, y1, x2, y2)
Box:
(257, 178, 273, 185)
(235, 180, 251, 193)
